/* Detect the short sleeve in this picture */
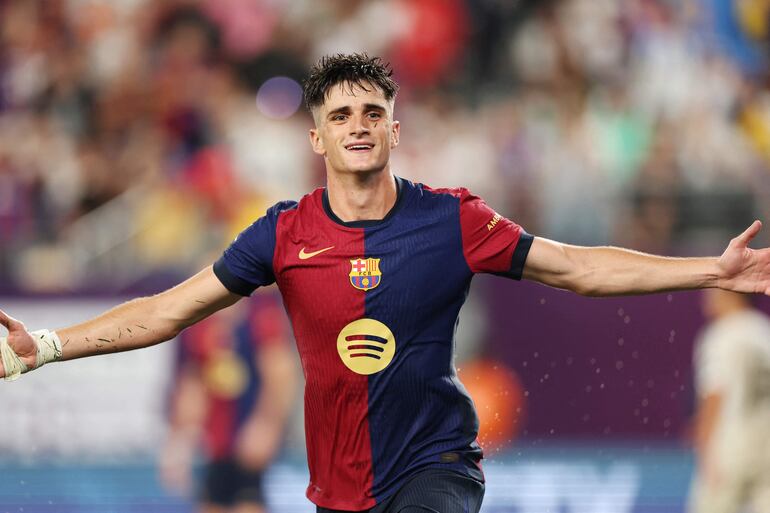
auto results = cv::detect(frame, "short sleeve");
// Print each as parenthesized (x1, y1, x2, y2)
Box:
(458, 189, 533, 280)
(695, 329, 739, 397)
(213, 201, 296, 296)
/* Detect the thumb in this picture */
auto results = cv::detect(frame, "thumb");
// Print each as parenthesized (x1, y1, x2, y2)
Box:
(0, 309, 24, 333)
(733, 220, 762, 248)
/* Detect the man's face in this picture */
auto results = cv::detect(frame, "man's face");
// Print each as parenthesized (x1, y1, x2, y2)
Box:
(309, 81, 400, 176)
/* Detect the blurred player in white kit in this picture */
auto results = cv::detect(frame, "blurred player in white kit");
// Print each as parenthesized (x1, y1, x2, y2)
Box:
(689, 289, 770, 513)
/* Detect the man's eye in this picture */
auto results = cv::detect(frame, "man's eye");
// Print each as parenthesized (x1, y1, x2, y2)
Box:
(368, 112, 381, 119)
(332, 114, 347, 121)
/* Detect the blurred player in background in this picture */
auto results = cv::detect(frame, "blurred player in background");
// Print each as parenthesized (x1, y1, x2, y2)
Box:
(160, 291, 297, 513)
(6, 54, 770, 513)
(688, 289, 770, 513)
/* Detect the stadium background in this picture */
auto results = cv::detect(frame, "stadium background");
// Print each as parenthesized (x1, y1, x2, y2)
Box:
(2, 0, 770, 511)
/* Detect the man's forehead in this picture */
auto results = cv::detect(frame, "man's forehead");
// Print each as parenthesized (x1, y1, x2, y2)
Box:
(321, 81, 391, 111)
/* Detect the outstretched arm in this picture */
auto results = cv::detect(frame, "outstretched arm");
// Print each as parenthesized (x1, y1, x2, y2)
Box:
(523, 221, 770, 296)
(0, 266, 242, 379)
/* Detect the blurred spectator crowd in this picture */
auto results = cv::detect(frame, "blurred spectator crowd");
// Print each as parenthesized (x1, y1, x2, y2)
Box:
(2, 0, 770, 293)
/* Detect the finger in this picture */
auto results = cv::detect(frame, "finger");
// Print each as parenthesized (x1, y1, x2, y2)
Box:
(734, 220, 762, 247)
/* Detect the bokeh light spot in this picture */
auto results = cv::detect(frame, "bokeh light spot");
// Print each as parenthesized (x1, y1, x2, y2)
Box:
(256, 76, 303, 120)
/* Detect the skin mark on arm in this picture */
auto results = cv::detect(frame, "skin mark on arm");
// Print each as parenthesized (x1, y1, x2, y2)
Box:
(97, 338, 111, 344)
(195, 300, 206, 304)
(63, 339, 70, 347)
(136, 325, 148, 330)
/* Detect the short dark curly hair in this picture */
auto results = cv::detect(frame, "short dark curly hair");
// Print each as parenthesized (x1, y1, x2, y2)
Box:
(303, 53, 399, 113)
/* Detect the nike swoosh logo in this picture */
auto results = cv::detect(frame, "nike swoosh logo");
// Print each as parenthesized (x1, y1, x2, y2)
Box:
(299, 246, 335, 260)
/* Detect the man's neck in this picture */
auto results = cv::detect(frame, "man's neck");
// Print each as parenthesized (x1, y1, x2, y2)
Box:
(326, 169, 397, 222)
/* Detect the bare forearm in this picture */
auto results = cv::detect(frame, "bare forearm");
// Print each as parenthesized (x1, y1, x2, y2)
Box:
(524, 239, 721, 296)
(57, 296, 182, 360)
(57, 267, 241, 360)
(566, 246, 719, 296)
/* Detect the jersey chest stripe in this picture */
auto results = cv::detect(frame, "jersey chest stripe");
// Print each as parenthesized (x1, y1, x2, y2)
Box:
(274, 209, 376, 510)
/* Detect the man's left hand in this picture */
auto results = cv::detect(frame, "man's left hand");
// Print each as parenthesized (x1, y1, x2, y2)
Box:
(718, 221, 770, 294)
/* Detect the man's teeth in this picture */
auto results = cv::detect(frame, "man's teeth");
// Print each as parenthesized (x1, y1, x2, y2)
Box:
(348, 145, 372, 150)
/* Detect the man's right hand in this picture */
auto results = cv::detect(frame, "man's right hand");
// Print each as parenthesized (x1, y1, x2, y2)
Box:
(0, 309, 37, 379)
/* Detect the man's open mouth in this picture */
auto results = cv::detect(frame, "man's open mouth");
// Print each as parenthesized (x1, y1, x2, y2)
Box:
(345, 143, 374, 152)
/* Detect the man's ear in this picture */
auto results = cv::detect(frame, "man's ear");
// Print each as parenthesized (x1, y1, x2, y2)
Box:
(390, 120, 400, 149)
(309, 128, 326, 156)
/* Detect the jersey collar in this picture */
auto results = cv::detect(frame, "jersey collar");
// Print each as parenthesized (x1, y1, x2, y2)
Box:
(322, 176, 406, 228)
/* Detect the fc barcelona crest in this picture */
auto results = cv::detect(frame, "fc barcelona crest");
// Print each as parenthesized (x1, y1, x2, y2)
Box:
(349, 258, 382, 291)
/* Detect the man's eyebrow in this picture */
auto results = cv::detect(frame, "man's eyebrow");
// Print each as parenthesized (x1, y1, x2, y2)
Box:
(363, 103, 387, 112)
(326, 104, 387, 118)
(327, 106, 351, 118)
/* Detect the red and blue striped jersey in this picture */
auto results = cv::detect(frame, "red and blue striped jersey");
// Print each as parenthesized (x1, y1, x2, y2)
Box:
(213, 177, 533, 510)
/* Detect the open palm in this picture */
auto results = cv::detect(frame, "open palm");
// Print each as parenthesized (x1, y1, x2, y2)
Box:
(717, 221, 770, 295)
(0, 310, 36, 379)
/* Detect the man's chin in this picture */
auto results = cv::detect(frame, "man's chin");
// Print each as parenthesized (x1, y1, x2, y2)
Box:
(341, 164, 386, 175)
(327, 156, 388, 176)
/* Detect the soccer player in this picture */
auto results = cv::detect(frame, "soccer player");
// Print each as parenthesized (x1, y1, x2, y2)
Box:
(159, 292, 297, 513)
(688, 289, 770, 513)
(3, 53, 770, 513)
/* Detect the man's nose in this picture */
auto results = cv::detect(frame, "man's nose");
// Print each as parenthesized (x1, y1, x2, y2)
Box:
(349, 114, 371, 135)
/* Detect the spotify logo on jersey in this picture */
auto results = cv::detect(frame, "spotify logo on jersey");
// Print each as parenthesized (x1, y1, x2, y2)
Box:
(337, 319, 396, 375)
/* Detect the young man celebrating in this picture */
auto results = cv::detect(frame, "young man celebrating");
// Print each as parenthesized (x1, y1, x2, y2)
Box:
(2, 54, 770, 513)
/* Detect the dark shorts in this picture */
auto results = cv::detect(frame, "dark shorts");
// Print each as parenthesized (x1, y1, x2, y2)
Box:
(200, 458, 266, 507)
(316, 468, 485, 513)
